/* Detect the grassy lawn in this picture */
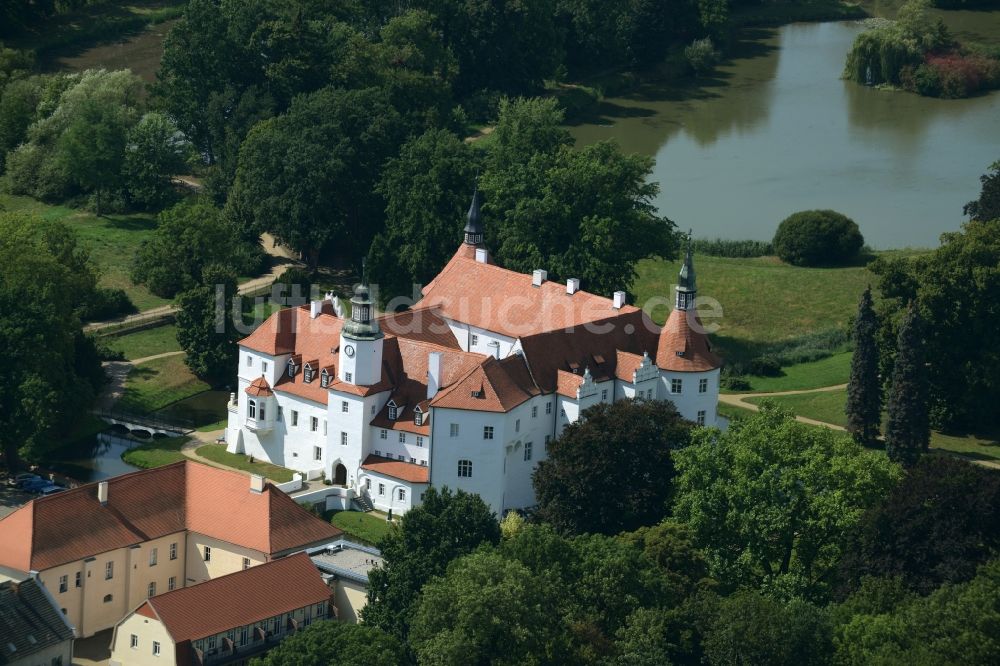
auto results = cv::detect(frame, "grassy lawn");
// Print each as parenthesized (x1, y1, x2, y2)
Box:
(747, 390, 849, 427)
(729, 352, 853, 393)
(194, 444, 295, 483)
(325, 510, 393, 546)
(117, 354, 210, 413)
(746, 389, 1000, 462)
(103, 324, 181, 360)
(0, 194, 170, 311)
(195, 417, 230, 433)
(633, 254, 873, 359)
(121, 435, 189, 469)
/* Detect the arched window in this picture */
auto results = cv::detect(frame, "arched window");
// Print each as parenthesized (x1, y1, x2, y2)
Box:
(248, 399, 257, 419)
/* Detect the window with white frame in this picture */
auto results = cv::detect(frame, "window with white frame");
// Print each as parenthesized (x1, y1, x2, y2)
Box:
(374, 450, 381, 456)
(247, 399, 256, 419)
(342, 400, 349, 413)
(671, 378, 683, 394)
(341, 432, 348, 446)
(246, 355, 252, 368)
(378, 483, 385, 496)
(259, 403, 266, 421)
(399, 432, 406, 443)
(277, 406, 283, 422)
(524, 441, 533, 461)
(75, 572, 81, 588)
(311, 416, 319, 432)
(168, 576, 176, 591)
(458, 459, 473, 477)
(699, 378, 708, 393)
(291, 410, 298, 426)
(153, 641, 160, 657)
(450, 423, 459, 437)
(304, 365, 314, 383)
(398, 488, 406, 501)
(531, 405, 537, 418)
(262, 361, 268, 374)
(515, 419, 520, 432)
(410, 457, 416, 463)
(204, 546, 211, 562)
(131, 635, 138, 649)
(420, 460, 427, 466)
(169, 542, 177, 560)
(483, 426, 494, 439)
(105, 561, 114, 580)
(321, 369, 330, 387)
(345, 371, 353, 382)
(380, 429, 387, 439)
(59, 575, 67, 593)
(697, 410, 706, 426)
(388, 403, 398, 420)
(601, 389, 608, 401)
(243, 557, 251, 570)
(397, 454, 405, 461)
(470, 333, 479, 346)
(148, 582, 156, 598)
(149, 547, 157, 567)
(365, 478, 371, 490)
(414, 410, 423, 426)
(314, 446, 322, 461)
(546, 402, 552, 414)
(416, 436, 424, 447)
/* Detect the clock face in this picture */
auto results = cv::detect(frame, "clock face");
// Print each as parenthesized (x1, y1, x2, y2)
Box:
(344, 345, 355, 358)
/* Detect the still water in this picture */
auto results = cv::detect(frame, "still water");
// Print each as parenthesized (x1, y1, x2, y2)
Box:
(48, 433, 141, 482)
(569, 21, 1000, 248)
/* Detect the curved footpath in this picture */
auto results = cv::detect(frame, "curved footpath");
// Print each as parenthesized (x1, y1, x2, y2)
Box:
(721, 384, 999, 470)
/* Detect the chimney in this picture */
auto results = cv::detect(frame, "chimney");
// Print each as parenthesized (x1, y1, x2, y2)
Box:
(613, 291, 626, 309)
(310, 300, 322, 318)
(427, 352, 442, 399)
(250, 474, 265, 494)
(532, 269, 547, 287)
(566, 278, 580, 295)
(97, 481, 108, 505)
(475, 247, 489, 264)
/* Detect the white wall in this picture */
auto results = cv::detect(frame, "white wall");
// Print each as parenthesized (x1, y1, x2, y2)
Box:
(445, 320, 516, 358)
(359, 471, 427, 514)
(659, 368, 721, 426)
(429, 407, 507, 516)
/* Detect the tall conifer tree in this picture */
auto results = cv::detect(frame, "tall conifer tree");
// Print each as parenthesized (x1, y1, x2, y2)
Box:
(847, 287, 882, 446)
(885, 302, 930, 466)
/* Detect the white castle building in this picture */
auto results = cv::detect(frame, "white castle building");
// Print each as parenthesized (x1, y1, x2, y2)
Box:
(226, 192, 721, 516)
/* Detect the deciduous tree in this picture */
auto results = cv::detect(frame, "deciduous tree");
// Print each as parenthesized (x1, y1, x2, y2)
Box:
(673, 403, 900, 599)
(175, 265, 240, 386)
(533, 400, 691, 536)
(249, 620, 406, 666)
(964, 160, 1000, 222)
(363, 487, 500, 641)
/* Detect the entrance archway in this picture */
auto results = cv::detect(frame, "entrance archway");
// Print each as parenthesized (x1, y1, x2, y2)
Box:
(334, 464, 347, 486)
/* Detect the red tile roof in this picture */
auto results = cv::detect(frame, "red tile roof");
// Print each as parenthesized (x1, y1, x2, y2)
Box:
(0, 462, 341, 573)
(245, 376, 273, 397)
(361, 455, 430, 483)
(421, 247, 643, 338)
(138, 552, 331, 644)
(656, 308, 722, 372)
(430, 355, 538, 412)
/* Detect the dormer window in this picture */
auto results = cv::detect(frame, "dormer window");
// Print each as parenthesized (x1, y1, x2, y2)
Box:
(303, 364, 314, 383)
(387, 401, 398, 420)
(287, 359, 297, 377)
(320, 369, 330, 387)
(414, 408, 423, 426)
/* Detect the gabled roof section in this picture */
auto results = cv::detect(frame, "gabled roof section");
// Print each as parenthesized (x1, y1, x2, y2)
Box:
(361, 455, 430, 483)
(144, 552, 331, 643)
(431, 355, 538, 412)
(0, 579, 74, 660)
(0, 461, 341, 572)
(656, 308, 722, 372)
(517, 309, 660, 395)
(421, 248, 641, 338)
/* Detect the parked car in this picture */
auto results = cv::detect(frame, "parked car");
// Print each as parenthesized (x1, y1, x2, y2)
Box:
(38, 485, 66, 496)
(21, 478, 55, 493)
(10, 472, 38, 486)
(15, 474, 42, 489)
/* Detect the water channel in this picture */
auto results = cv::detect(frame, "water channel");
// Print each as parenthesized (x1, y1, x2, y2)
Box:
(568, 19, 1000, 248)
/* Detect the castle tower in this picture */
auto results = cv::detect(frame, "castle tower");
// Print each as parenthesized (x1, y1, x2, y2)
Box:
(675, 231, 696, 311)
(463, 189, 484, 246)
(339, 274, 384, 386)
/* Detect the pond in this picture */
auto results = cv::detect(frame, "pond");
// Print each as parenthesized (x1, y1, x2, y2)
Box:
(568, 20, 1000, 249)
(47, 432, 142, 483)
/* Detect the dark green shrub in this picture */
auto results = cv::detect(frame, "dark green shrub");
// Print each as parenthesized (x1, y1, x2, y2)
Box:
(773, 210, 865, 267)
(747, 356, 782, 377)
(721, 374, 752, 391)
(82, 287, 135, 321)
(692, 238, 774, 258)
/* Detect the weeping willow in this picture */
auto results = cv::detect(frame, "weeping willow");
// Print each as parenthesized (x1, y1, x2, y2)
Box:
(844, 26, 923, 86)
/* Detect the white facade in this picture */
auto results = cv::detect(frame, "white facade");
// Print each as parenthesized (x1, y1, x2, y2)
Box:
(226, 236, 721, 518)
